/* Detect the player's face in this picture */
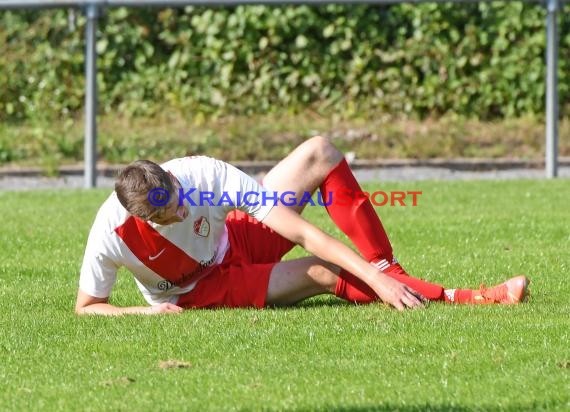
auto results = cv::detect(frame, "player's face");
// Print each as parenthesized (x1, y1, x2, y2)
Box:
(150, 199, 187, 226)
(149, 174, 189, 226)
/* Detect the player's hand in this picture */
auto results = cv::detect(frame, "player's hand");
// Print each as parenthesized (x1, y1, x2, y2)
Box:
(372, 272, 426, 311)
(145, 302, 184, 314)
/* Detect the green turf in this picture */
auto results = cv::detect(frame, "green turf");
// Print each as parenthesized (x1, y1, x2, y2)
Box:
(1, 180, 569, 411)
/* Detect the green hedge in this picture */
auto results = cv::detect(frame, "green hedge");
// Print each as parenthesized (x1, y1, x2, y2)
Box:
(1, 3, 569, 121)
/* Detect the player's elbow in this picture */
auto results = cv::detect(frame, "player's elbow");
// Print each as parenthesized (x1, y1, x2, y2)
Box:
(74, 300, 90, 315)
(74, 289, 108, 315)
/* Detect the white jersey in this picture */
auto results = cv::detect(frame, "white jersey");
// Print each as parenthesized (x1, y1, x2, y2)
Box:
(79, 156, 274, 305)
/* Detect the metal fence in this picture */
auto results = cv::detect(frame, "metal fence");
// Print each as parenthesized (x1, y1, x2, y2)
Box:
(0, 0, 566, 187)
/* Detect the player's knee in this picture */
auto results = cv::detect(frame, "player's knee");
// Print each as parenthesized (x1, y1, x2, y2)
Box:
(307, 260, 338, 290)
(307, 136, 343, 168)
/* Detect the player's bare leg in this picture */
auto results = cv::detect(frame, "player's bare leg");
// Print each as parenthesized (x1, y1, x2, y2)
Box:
(263, 136, 450, 304)
(265, 257, 339, 306)
(262, 137, 531, 307)
(264, 135, 396, 267)
(262, 135, 343, 214)
(265, 257, 530, 307)
(266, 255, 442, 307)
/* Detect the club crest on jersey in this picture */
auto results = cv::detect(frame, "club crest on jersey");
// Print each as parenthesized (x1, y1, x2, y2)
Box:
(193, 216, 210, 237)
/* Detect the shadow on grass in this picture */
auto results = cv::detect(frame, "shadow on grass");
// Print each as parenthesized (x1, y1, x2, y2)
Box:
(305, 401, 565, 411)
(274, 296, 365, 310)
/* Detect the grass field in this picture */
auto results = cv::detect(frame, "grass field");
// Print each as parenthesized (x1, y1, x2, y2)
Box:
(1, 179, 569, 411)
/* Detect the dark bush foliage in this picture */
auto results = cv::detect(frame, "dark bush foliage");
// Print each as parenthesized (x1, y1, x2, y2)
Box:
(1, 4, 569, 121)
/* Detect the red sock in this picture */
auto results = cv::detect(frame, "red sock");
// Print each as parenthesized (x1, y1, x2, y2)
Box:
(320, 159, 393, 262)
(442, 289, 475, 304)
(383, 267, 445, 301)
(335, 270, 377, 303)
(371, 260, 410, 277)
(335, 267, 445, 304)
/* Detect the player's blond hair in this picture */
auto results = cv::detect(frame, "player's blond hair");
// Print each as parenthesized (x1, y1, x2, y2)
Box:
(115, 160, 175, 220)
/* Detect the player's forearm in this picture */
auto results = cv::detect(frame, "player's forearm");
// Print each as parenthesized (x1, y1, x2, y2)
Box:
(76, 303, 154, 316)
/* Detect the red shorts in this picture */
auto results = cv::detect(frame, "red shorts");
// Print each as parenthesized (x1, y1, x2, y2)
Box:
(176, 210, 295, 309)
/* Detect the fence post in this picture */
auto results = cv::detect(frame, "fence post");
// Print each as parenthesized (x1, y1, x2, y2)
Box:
(545, 0, 560, 178)
(84, 2, 99, 188)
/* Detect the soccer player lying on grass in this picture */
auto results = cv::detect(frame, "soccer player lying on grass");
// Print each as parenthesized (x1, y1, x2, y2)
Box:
(75, 136, 530, 315)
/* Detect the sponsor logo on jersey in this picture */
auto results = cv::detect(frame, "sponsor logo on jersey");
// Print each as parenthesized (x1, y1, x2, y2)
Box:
(157, 280, 174, 291)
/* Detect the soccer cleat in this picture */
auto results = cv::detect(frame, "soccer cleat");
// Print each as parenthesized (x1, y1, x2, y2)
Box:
(472, 275, 530, 304)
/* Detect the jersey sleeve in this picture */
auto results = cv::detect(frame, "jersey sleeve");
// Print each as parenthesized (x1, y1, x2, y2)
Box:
(210, 158, 275, 222)
(79, 220, 120, 299)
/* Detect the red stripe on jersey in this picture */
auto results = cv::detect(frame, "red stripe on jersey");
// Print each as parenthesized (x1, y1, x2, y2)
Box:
(115, 216, 207, 288)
